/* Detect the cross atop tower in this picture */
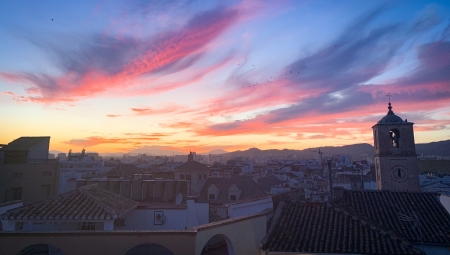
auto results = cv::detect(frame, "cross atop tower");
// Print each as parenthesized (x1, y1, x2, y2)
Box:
(386, 93, 393, 113)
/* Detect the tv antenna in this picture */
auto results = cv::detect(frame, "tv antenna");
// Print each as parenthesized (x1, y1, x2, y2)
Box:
(310, 148, 323, 163)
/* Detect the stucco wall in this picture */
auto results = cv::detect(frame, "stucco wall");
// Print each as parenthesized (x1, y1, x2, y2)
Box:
(0, 212, 269, 255)
(195, 213, 268, 255)
(0, 231, 197, 255)
(118, 209, 188, 230)
(227, 197, 273, 218)
(27, 139, 50, 160)
(0, 163, 60, 203)
(440, 194, 450, 215)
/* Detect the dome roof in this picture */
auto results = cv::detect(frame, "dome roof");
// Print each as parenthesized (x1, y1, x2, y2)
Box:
(377, 103, 405, 124)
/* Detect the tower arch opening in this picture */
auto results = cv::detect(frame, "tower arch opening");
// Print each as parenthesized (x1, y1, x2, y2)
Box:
(390, 128, 400, 148)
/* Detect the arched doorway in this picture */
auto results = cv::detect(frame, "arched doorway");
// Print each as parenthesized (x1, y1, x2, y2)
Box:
(18, 244, 65, 255)
(201, 234, 234, 255)
(124, 243, 174, 255)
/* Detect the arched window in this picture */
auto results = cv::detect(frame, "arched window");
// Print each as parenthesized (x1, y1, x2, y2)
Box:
(390, 129, 400, 148)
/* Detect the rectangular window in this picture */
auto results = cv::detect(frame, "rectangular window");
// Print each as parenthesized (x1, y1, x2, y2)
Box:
(6, 187, 23, 201)
(12, 173, 23, 178)
(43, 171, 52, 177)
(199, 175, 202, 181)
(230, 195, 236, 201)
(186, 175, 191, 180)
(208, 194, 215, 200)
(204, 174, 207, 179)
(41, 184, 51, 198)
(78, 222, 97, 230)
(180, 174, 185, 179)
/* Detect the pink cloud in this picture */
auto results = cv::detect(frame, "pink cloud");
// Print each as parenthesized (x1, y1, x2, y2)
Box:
(0, 6, 242, 103)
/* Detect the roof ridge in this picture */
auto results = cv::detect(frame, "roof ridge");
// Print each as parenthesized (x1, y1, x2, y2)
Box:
(1, 189, 79, 220)
(80, 185, 118, 219)
(259, 201, 285, 249)
(327, 202, 424, 254)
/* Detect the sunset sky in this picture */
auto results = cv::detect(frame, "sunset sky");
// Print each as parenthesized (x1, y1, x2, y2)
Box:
(1, 0, 449, 155)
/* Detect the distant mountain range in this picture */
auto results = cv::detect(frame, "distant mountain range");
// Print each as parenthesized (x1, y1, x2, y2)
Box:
(49, 140, 450, 159)
(416, 140, 450, 158)
(220, 140, 450, 161)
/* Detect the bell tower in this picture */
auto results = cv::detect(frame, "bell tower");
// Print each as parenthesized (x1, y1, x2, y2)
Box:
(372, 99, 420, 191)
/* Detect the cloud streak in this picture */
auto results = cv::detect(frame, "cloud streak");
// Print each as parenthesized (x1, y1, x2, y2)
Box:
(0, 5, 241, 103)
(192, 5, 450, 139)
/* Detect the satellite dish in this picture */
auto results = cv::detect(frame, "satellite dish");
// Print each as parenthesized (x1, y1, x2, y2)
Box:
(175, 193, 183, 205)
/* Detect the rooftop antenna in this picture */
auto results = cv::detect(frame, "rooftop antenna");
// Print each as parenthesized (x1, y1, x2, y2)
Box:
(310, 148, 323, 163)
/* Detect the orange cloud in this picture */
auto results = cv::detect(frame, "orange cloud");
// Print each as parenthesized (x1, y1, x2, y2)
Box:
(159, 122, 194, 129)
(63, 136, 161, 147)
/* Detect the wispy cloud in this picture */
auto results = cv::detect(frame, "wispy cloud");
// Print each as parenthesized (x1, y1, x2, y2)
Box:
(0, 5, 242, 103)
(193, 5, 450, 138)
(4, 91, 28, 102)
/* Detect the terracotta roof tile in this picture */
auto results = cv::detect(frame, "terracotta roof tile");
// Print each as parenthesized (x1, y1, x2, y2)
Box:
(263, 202, 424, 254)
(337, 190, 450, 245)
(1, 185, 138, 221)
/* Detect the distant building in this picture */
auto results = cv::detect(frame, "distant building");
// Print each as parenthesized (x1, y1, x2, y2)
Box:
(0, 137, 59, 204)
(58, 149, 113, 194)
(373, 102, 420, 191)
(197, 176, 272, 222)
(0, 136, 50, 164)
(173, 152, 209, 194)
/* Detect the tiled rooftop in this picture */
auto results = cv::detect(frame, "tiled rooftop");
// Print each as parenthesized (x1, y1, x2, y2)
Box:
(197, 177, 267, 204)
(174, 161, 209, 172)
(1, 185, 138, 221)
(337, 189, 450, 245)
(1, 136, 49, 151)
(263, 202, 424, 254)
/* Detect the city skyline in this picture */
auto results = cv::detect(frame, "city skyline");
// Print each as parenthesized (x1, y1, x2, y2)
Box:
(1, 0, 450, 154)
